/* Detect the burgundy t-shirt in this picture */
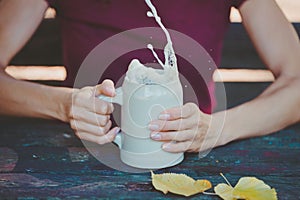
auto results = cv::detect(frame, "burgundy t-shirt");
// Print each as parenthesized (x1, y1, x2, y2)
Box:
(46, 0, 246, 113)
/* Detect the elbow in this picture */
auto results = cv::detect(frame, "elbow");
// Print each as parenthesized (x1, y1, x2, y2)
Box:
(270, 45, 300, 80)
(279, 69, 300, 84)
(273, 59, 300, 82)
(295, 79, 300, 122)
(287, 77, 300, 122)
(274, 63, 300, 122)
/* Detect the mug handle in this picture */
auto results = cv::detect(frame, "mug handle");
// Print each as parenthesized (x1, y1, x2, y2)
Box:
(98, 87, 123, 148)
(98, 87, 123, 106)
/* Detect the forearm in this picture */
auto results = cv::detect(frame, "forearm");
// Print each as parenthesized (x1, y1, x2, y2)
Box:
(0, 69, 73, 122)
(214, 75, 300, 146)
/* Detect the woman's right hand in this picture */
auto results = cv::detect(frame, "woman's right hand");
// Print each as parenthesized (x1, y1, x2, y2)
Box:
(68, 79, 120, 145)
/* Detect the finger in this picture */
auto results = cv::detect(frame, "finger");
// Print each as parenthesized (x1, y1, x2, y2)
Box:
(75, 97, 113, 115)
(94, 98, 114, 114)
(149, 118, 197, 132)
(161, 141, 192, 153)
(150, 130, 196, 142)
(95, 79, 115, 97)
(71, 108, 110, 126)
(70, 120, 112, 136)
(76, 127, 120, 145)
(158, 103, 198, 120)
(72, 94, 114, 115)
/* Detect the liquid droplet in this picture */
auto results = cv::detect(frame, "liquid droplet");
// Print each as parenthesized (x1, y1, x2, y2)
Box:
(147, 44, 164, 67)
(147, 11, 154, 17)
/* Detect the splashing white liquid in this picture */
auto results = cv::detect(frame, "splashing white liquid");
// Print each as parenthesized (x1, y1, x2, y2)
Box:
(125, 0, 179, 85)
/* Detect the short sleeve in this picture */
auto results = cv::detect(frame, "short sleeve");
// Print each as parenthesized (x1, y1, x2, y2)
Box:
(231, 0, 247, 8)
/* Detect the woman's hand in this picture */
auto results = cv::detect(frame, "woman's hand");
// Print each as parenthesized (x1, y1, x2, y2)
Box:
(68, 79, 120, 145)
(149, 103, 216, 153)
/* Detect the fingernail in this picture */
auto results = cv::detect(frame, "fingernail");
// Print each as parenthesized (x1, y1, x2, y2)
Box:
(148, 124, 159, 131)
(151, 133, 161, 140)
(106, 87, 115, 96)
(162, 143, 171, 150)
(115, 127, 121, 135)
(158, 114, 170, 120)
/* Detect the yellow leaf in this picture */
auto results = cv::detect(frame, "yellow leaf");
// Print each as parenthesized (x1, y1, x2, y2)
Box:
(215, 176, 277, 200)
(151, 171, 212, 197)
(214, 183, 234, 200)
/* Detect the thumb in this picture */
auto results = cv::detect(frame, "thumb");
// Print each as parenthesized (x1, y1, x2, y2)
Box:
(95, 79, 115, 97)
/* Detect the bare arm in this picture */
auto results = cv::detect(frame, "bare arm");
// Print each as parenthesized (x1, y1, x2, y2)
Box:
(217, 0, 300, 143)
(0, 0, 73, 120)
(0, 0, 119, 144)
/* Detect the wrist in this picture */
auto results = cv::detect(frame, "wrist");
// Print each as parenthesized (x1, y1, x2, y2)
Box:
(211, 111, 235, 147)
(55, 87, 75, 123)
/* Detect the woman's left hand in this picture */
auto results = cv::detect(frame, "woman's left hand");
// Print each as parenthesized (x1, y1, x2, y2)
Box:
(149, 103, 213, 153)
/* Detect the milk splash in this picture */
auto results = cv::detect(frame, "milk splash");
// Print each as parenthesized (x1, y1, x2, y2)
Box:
(126, 0, 179, 85)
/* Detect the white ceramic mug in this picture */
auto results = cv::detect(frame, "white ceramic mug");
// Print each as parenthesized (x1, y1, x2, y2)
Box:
(98, 75, 184, 169)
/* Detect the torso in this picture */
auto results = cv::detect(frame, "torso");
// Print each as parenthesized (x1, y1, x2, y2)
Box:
(47, 0, 243, 113)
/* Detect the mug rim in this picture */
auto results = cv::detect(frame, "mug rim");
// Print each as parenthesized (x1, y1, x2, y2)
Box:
(124, 76, 181, 86)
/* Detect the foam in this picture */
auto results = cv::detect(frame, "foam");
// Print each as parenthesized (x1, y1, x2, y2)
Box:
(126, 59, 177, 84)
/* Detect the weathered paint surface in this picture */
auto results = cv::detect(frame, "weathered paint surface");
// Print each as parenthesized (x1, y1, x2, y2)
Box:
(0, 114, 299, 199)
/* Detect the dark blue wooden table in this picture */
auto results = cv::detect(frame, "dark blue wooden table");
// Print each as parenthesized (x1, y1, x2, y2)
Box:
(0, 83, 300, 199)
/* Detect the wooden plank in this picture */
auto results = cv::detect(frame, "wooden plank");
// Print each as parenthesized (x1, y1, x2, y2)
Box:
(213, 69, 274, 82)
(5, 66, 66, 81)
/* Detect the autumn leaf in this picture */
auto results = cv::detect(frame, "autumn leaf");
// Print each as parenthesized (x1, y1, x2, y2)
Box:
(214, 174, 277, 200)
(151, 171, 212, 197)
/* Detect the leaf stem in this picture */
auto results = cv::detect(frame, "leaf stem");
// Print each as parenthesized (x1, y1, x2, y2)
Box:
(220, 173, 232, 187)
